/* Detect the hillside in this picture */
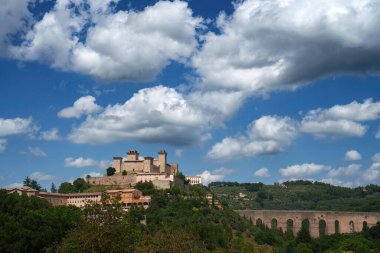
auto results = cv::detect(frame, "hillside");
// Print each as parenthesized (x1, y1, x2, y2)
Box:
(209, 181, 380, 212)
(2, 185, 380, 252)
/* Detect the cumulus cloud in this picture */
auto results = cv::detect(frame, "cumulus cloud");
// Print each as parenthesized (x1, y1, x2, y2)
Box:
(30, 171, 56, 181)
(207, 115, 298, 160)
(64, 157, 109, 169)
(254, 167, 271, 177)
(279, 163, 330, 178)
(300, 99, 380, 138)
(362, 163, 380, 182)
(40, 128, 61, 141)
(0, 117, 36, 137)
(68, 86, 215, 145)
(344, 150, 362, 161)
(327, 164, 361, 178)
(193, 0, 380, 93)
(58, 96, 102, 119)
(28, 146, 47, 157)
(0, 139, 6, 153)
(198, 167, 234, 185)
(320, 178, 356, 188)
(0, 1, 32, 56)
(82, 172, 103, 178)
(11, 0, 201, 82)
(372, 153, 380, 163)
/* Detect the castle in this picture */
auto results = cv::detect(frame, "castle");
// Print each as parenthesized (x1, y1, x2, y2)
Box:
(113, 149, 178, 175)
(88, 149, 183, 189)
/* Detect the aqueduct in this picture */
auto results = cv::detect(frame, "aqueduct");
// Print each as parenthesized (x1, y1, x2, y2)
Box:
(236, 210, 380, 237)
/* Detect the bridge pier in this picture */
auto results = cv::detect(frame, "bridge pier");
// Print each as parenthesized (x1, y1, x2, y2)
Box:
(236, 210, 380, 238)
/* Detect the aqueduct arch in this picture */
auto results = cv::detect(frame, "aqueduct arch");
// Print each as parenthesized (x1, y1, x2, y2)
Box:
(237, 210, 380, 238)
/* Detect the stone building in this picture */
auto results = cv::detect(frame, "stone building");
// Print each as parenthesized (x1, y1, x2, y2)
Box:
(186, 176, 202, 185)
(88, 149, 183, 189)
(7, 186, 150, 210)
(113, 150, 178, 175)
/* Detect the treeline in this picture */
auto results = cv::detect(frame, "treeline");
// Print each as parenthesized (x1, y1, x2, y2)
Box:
(2, 186, 380, 252)
(210, 180, 380, 212)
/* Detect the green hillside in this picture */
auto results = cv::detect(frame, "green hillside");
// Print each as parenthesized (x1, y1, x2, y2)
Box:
(209, 180, 380, 212)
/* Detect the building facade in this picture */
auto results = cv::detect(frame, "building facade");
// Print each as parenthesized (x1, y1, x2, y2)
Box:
(7, 186, 150, 210)
(186, 176, 202, 185)
(88, 149, 183, 189)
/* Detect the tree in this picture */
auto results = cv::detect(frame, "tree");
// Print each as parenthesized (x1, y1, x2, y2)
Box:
(58, 182, 75, 193)
(23, 176, 42, 191)
(51, 183, 57, 193)
(122, 170, 127, 175)
(73, 178, 89, 192)
(106, 167, 116, 176)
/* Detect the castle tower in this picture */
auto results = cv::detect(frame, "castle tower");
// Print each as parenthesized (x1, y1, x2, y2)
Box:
(126, 150, 139, 161)
(113, 157, 122, 173)
(158, 150, 167, 173)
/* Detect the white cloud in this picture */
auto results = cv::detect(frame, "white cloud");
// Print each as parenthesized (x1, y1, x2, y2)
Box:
(58, 96, 102, 119)
(82, 172, 103, 178)
(0, 139, 6, 153)
(30, 171, 56, 181)
(64, 157, 109, 169)
(193, 0, 380, 94)
(3, 182, 23, 189)
(362, 163, 380, 182)
(327, 164, 361, 178)
(207, 115, 298, 160)
(254, 167, 271, 177)
(11, 0, 201, 82)
(175, 149, 183, 157)
(371, 153, 380, 163)
(344, 150, 362, 161)
(300, 119, 366, 138)
(320, 178, 356, 188)
(198, 167, 234, 185)
(40, 128, 61, 141)
(279, 163, 330, 178)
(28, 146, 47, 157)
(300, 99, 380, 138)
(68, 86, 213, 145)
(0, 117, 35, 137)
(0, 1, 32, 56)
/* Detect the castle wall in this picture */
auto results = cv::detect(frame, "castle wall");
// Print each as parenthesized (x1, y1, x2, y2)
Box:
(89, 175, 137, 186)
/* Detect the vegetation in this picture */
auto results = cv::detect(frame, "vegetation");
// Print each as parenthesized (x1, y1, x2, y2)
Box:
(2, 179, 380, 252)
(23, 176, 45, 191)
(58, 178, 90, 193)
(107, 167, 116, 176)
(210, 180, 380, 211)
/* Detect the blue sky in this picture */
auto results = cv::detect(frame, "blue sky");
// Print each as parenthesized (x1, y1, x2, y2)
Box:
(1, 0, 380, 189)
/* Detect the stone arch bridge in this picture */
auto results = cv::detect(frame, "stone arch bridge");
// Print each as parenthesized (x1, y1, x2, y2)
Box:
(236, 210, 380, 237)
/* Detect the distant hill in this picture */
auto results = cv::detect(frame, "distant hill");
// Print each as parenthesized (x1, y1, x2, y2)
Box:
(209, 180, 380, 212)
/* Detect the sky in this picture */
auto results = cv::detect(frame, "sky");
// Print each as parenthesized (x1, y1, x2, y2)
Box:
(1, 0, 380, 189)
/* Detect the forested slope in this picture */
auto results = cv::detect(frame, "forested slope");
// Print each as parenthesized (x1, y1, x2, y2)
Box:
(209, 180, 380, 211)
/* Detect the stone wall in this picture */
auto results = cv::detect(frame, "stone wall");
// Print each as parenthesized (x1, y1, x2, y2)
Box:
(237, 210, 380, 237)
(89, 174, 137, 186)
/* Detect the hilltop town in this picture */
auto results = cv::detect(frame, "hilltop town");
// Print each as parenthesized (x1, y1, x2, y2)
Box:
(7, 149, 205, 210)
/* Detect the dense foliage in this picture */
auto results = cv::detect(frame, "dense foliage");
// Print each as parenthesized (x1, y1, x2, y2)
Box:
(0, 189, 82, 252)
(2, 183, 380, 252)
(210, 180, 380, 211)
(58, 178, 90, 193)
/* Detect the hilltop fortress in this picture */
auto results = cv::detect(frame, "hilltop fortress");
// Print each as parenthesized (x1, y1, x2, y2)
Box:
(87, 149, 183, 189)
(113, 149, 178, 175)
